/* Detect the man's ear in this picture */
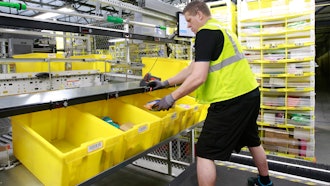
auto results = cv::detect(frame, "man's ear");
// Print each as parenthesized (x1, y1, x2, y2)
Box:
(196, 11, 203, 20)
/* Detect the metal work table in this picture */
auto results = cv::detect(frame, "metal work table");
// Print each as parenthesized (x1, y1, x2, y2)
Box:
(0, 81, 146, 118)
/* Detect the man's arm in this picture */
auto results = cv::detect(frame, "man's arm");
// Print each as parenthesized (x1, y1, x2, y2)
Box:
(166, 61, 194, 86)
(171, 61, 209, 100)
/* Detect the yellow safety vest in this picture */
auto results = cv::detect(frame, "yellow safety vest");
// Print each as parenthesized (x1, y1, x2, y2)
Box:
(196, 18, 258, 104)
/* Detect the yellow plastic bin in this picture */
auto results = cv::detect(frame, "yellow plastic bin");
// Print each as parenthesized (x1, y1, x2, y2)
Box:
(142, 57, 190, 80)
(11, 107, 124, 186)
(198, 104, 210, 122)
(74, 98, 163, 159)
(118, 93, 186, 140)
(13, 53, 65, 72)
(147, 88, 203, 128)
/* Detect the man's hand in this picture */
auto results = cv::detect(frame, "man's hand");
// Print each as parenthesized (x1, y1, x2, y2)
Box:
(147, 80, 169, 90)
(152, 94, 175, 111)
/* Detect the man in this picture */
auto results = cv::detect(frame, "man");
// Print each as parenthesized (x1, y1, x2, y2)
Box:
(148, 1, 273, 186)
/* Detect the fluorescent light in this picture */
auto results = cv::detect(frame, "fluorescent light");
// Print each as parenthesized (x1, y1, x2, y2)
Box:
(34, 7, 74, 20)
(108, 38, 126, 43)
(58, 7, 74, 13)
(34, 12, 59, 20)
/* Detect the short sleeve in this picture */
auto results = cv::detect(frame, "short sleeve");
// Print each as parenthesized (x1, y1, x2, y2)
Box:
(195, 29, 224, 62)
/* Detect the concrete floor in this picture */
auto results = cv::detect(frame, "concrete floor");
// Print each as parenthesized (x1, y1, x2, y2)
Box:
(314, 72, 330, 165)
(0, 73, 329, 185)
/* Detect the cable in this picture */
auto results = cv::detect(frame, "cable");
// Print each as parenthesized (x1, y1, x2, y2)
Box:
(147, 57, 159, 74)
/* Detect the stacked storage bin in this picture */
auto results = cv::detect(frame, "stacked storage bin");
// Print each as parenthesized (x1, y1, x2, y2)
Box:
(118, 93, 186, 140)
(207, 0, 237, 34)
(141, 57, 209, 122)
(74, 99, 163, 159)
(1, 53, 108, 96)
(237, 0, 315, 161)
(11, 107, 125, 186)
(147, 88, 204, 129)
(11, 98, 166, 186)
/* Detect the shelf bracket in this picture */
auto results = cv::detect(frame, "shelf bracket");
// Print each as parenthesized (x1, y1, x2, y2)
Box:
(106, 91, 119, 100)
(49, 99, 69, 110)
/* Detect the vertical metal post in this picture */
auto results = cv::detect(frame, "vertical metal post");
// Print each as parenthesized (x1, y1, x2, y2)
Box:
(0, 40, 7, 73)
(0, 40, 5, 57)
(190, 129, 195, 164)
(47, 58, 52, 90)
(86, 35, 92, 55)
(125, 36, 130, 82)
(167, 141, 173, 176)
(177, 139, 181, 161)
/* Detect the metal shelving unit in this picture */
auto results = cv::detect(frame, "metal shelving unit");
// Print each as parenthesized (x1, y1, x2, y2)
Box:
(237, 0, 316, 161)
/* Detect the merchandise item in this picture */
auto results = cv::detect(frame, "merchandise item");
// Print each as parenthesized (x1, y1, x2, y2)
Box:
(102, 116, 120, 128)
(144, 100, 160, 111)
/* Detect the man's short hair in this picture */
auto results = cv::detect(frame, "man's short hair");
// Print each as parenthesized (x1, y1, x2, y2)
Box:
(183, 1, 211, 16)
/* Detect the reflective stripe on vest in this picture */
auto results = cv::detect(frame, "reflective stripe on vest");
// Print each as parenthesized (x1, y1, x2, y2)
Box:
(208, 23, 244, 73)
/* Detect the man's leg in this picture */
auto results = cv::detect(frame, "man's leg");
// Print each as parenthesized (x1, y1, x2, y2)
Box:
(248, 145, 273, 185)
(197, 156, 216, 186)
(248, 145, 269, 176)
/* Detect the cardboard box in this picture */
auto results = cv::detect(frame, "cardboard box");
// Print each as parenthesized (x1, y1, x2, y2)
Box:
(264, 128, 289, 147)
(263, 128, 290, 153)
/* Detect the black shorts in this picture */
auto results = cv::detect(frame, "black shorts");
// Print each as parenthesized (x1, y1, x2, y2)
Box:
(196, 88, 261, 161)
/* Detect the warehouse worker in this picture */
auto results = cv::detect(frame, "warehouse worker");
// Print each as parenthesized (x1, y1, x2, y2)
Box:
(147, 1, 273, 186)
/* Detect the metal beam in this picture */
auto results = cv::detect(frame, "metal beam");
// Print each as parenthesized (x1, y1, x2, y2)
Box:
(95, 0, 176, 22)
(141, 0, 181, 17)
(0, 12, 121, 36)
(0, 12, 174, 43)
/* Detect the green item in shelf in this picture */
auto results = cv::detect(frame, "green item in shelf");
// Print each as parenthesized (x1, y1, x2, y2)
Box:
(102, 116, 120, 128)
(287, 21, 306, 28)
(291, 114, 309, 125)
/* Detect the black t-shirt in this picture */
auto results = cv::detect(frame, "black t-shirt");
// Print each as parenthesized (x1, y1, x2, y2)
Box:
(194, 29, 224, 62)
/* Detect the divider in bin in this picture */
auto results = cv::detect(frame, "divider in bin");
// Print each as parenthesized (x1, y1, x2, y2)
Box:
(118, 93, 186, 140)
(11, 107, 124, 186)
(147, 88, 203, 128)
(73, 98, 163, 159)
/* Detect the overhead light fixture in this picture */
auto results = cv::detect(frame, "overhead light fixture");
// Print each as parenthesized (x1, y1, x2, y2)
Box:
(108, 38, 126, 43)
(34, 7, 74, 20)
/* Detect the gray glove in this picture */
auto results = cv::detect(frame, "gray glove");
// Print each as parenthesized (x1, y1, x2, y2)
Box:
(152, 94, 175, 111)
(147, 80, 169, 90)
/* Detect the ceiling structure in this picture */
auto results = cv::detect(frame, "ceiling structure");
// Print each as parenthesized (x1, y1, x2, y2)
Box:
(0, 0, 329, 54)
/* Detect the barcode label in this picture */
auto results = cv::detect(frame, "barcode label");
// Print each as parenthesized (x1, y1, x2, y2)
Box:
(138, 125, 148, 133)
(88, 141, 103, 153)
(194, 106, 199, 111)
(171, 113, 177, 120)
(48, 53, 56, 58)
